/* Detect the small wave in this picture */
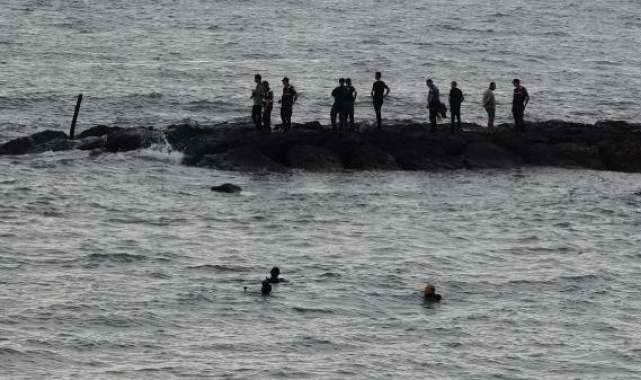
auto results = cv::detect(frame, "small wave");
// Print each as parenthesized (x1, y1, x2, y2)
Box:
(187, 264, 250, 273)
(292, 306, 335, 314)
(86, 253, 148, 264)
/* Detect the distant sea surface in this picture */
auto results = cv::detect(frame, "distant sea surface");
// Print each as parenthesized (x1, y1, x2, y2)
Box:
(1, 0, 641, 141)
(2, 1, 641, 379)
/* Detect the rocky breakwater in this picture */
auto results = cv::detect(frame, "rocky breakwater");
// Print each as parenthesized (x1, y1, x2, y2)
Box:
(2, 120, 641, 173)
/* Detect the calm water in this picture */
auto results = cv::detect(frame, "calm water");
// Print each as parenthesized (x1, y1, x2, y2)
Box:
(2, 0, 641, 379)
(1, 0, 641, 142)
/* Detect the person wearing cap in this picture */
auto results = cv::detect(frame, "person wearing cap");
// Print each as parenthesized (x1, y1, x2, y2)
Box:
(512, 79, 529, 136)
(251, 74, 265, 133)
(423, 283, 442, 302)
(278, 77, 297, 133)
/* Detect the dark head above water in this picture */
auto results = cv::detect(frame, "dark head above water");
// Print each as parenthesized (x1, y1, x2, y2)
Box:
(268, 266, 282, 283)
(423, 283, 442, 302)
(261, 279, 272, 295)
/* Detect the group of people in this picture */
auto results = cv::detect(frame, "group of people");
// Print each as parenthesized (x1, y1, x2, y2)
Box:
(251, 74, 298, 135)
(250, 72, 530, 135)
(248, 266, 443, 303)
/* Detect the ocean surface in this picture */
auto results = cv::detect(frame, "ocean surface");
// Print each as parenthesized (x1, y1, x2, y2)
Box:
(2, 0, 641, 379)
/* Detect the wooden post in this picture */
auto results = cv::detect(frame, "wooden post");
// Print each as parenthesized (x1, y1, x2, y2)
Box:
(69, 93, 83, 139)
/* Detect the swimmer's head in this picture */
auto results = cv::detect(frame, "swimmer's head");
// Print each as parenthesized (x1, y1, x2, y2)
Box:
(424, 284, 436, 295)
(261, 279, 272, 295)
(270, 267, 280, 277)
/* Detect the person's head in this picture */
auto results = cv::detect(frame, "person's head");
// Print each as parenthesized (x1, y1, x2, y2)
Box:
(261, 279, 272, 295)
(282, 77, 290, 86)
(426, 79, 433, 88)
(490, 82, 496, 90)
(339, 78, 345, 85)
(424, 284, 436, 295)
(270, 267, 280, 278)
(451, 81, 457, 88)
(375, 71, 382, 80)
(255, 74, 262, 83)
(512, 78, 520, 87)
(262, 80, 270, 90)
(346, 78, 352, 86)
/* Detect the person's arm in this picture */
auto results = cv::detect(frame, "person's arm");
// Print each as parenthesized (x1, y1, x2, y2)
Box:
(461, 90, 465, 103)
(523, 88, 529, 108)
(371, 84, 375, 98)
(384, 84, 390, 97)
(292, 88, 298, 105)
(353, 88, 358, 100)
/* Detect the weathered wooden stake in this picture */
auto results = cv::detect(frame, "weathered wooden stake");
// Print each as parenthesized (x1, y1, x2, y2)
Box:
(69, 93, 83, 139)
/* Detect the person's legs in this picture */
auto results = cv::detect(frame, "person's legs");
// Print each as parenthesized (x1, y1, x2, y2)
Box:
(283, 107, 292, 133)
(429, 108, 437, 132)
(347, 105, 355, 132)
(486, 106, 495, 134)
(330, 104, 338, 131)
(338, 106, 347, 132)
(450, 106, 460, 132)
(373, 100, 383, 129)
(252, 105, 262, 132)
(513, 107, 524, 135)
(263, 106, 272, 134)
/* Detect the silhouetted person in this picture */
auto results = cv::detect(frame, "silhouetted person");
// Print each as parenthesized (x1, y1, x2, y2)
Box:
(261, 278, 272, 295)
(251, 74, 264, 133)
(449, 81, 464, 132)
(268, 266, 285, 283)
(423, 283, 442, 302)
(262, 81, 274, 135)
(345, 78, 357, 132)
(330, 78, 349, 132)
(278, 77, 297, 133)
(482, 82, 497, 134)
(512, 79, 529, 136)
(371, 72, 390, 130)
(426, 79, 441, 132)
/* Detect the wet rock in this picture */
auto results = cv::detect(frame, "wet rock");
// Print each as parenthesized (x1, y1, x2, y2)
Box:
(165, 123, 212, 150)
(347, 143, 399, 170)
(196, 148, 288, 173)
(76, 136, 108, 151)
(77, 125, 122, 139)
(211, 183, 242, 193)
(599, 141, 641, 172)
(0, 130, 69, 155)
(27, 138, 82, 154)
(105, 127, 164, 153)
(464, 141, 521, 169)
(287, 145, 343, 171)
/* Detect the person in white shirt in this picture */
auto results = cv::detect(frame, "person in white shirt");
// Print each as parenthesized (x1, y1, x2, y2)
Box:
(482, 82, 497, 134)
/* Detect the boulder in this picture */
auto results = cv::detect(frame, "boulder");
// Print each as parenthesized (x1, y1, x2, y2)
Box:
(464, 141, 522, 169)
(599, 141, 641, 172)
(164, 123, 212, 150)
(286, 145, 343, 171)
(105, 127, 165, 153)
(196, 148, 288, 172)
(77, 125, 122, 139)
(347, 143, 399, 170)
(76, 136, 108, 151)
(211, 183, 242, 193)
(0, 130, 69, 155)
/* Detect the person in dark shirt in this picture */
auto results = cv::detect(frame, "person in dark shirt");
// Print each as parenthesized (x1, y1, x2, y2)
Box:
(278, 77, 298, 133)
(423, 283, 442, 302)
(267, 266, 287, 284)
(251, 74, 264, 133)
(261, 279, 272, 295)
(330, 78, 348, 132)
(512, 78, 529, 136)
(449, 81, 464, 133)
(371, 72, 390, 130)
(345, 78, 358, 132)
(426, 79, 441, 133)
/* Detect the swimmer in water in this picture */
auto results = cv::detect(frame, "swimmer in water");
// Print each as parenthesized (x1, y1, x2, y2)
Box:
(268, 266, 287, 283)
(261, 278, 272, 295)
(423, 284, 442, 302)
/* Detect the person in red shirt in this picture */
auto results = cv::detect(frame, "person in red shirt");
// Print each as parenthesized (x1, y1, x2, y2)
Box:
(278, 77, 298, 133)
(512, 79, 530, 136)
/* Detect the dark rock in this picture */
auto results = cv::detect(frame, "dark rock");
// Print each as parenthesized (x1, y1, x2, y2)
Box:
(295, 121, 325, 132)
(77, 125, 122, 139)
(464, 141, 522, 169)
(287, 145, 344, 171)
(347, 143, 399, 170)
(599, 141, 641, 172)
(211, 183, 242, 193)
(165, 123, 212, 150)
(0, 130, 69, 155)
(527, 142, 603, 169)
(27, 138, 81, 154)
(76, 136, 108, 151)
(196, 148, 288, 172)
(105, 127, 165, 153)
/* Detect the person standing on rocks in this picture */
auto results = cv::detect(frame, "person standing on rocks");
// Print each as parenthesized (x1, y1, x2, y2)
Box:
(449, 81, 464, 133)
(512, 78, 529, 136)
(251, 74, 265, 133)
(345, 78, 358, 132)
(482, 82, 497, 134)
(426, 79, 441, 133)
(278, 77, 298, 133)
(371, 72, 390, 130)
(330, 78, 348, 132)
(262, 81, 274, 135)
